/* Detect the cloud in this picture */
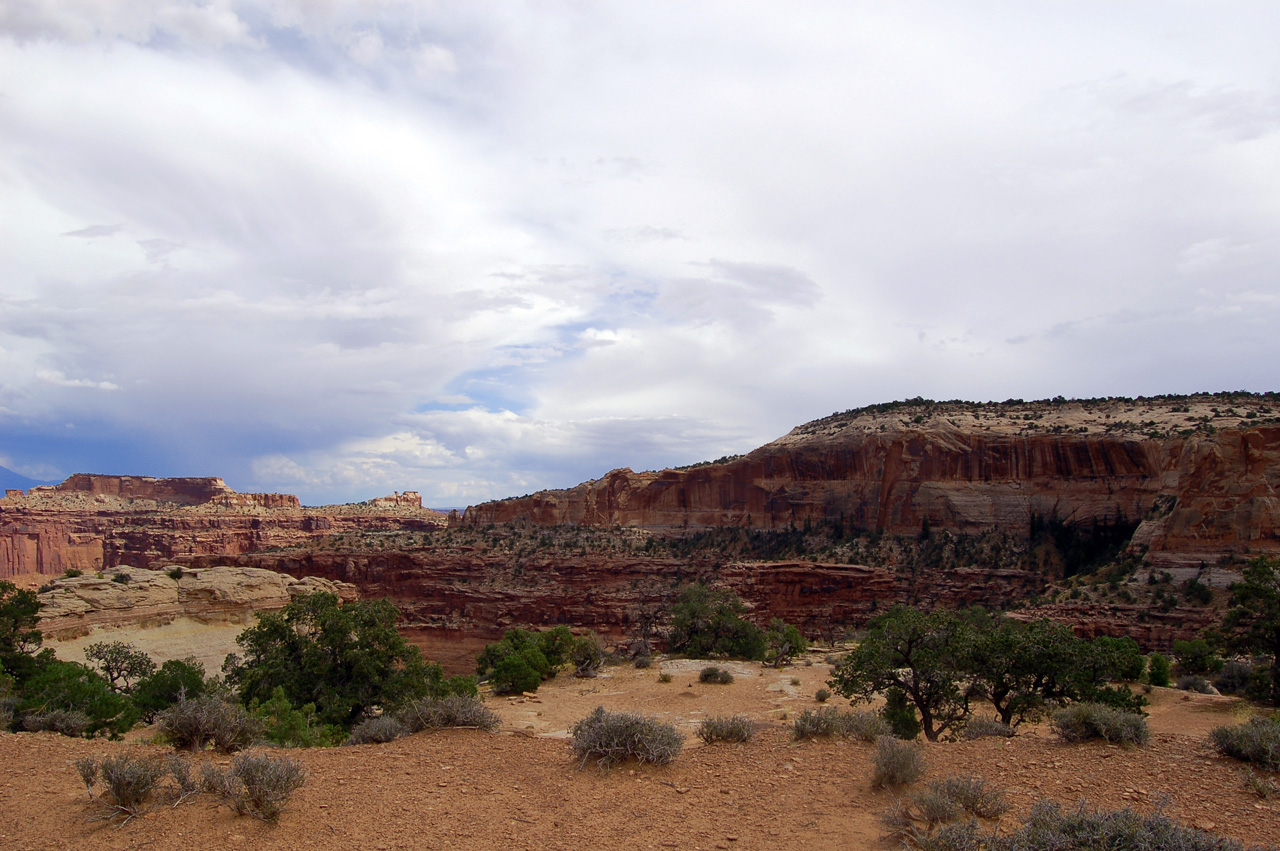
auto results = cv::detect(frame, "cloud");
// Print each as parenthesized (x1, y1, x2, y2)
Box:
(61, 224, 122, 238)
(2, 2, 1279, 504)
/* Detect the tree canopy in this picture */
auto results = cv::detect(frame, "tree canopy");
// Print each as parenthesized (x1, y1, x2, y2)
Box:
(667, 583, 767, 661)
(223, 592, 470, 727)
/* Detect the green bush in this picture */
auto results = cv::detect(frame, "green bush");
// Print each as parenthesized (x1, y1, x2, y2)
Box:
(202, 752, 306, 822)
(396, 694, 500, 732)
(765, 618, 808, 667)
(158, 694, 263, 752)
(571, 632, 605, 678)
(699, 666, 734, 685)
(1172, 638, 1222, 676)
(224, 592, 460, 728)
(873, 735, 924, 788)
(250, 686, 344, 747)
(477, 628, 579, 694)
(883, 686, 922, 740)
(1210, 716, 1280, 771)
(1213, 659, 1254, 696)
(1147, 653, 1171, 688)
(667, 583, 766, 660)
(346, 714, 408, 745)
(657, 672, 673, 684)
(18, 660, 134, 736)
(1050, 703, 1149, 746)
(63, 569, 83, 578)
(570, 706, 683, 767)
(132, 658, 208, 721)
(697, 715, 754, 744)
(793, 707, 889, 742)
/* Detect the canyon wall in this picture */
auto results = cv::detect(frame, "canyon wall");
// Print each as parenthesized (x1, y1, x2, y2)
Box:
(0, 477, 447, 579)
(464, 425, 1280, 569)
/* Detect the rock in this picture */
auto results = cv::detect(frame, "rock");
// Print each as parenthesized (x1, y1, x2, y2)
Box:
(36, 564, 359, 639)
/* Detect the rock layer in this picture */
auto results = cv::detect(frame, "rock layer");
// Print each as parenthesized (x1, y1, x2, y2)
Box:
(465, 418, 1280, 569)
(36, 564, 359, 640)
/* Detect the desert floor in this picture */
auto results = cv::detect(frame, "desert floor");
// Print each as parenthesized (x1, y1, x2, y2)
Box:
(2, 656, 1278, 851)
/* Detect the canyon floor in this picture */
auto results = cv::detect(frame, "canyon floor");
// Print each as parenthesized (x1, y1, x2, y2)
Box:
(2, 657, 1278, 851)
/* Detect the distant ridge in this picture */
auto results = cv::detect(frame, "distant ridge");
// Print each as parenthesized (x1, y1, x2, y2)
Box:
(0, 466, 57, 492)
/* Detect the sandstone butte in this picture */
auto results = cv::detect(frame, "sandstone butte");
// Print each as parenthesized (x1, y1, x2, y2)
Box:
(1, 393, 1276, 653)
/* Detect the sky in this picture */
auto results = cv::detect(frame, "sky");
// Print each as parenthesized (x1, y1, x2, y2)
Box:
(2, 2, 1279, 507)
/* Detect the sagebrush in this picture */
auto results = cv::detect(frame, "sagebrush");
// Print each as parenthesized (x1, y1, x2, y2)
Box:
(570, 706, 683, 767)
(1210, 716, 1280, 771)
(697, 715, 754, 744)
(1050, 703, 1149, 746)
(873, 735, 924, 788)
(201, 752, 306, 821)
(158, 694, 263, 752)
(396, 694, 500, 733)
(793, 706, 889, 742)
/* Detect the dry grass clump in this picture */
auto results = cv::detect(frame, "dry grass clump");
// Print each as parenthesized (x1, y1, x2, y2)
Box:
(697, 715, 754, 744)
(346, 714, 409, 745)
(873, 735, 925, 788)
(75, 753, 200, 822)
(1210, 716, 1280, 771)
(881, 775, 1008, 847)
(570, 706, 683, 767)
(201, 752, 306, 822)
(157, 694, 263, 752)
(699, 666, 734, 685)
(793, 706, 889, 742)
(1050, 703, 1149, 746)
(396, 694, 500, 733)
(990, 799, 1246, 851)
(21, 708, 90, 737)
(961, 718, 1015, 740)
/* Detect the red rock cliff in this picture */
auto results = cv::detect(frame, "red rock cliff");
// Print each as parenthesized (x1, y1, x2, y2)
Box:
(464, 400, 1280, 569)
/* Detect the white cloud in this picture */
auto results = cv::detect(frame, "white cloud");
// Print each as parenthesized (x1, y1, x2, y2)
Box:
(2, 2, 1279, 503)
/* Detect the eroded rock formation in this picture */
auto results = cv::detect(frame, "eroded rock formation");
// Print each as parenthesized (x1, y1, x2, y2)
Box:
(36, 563, 359, 640)
(0, 477, 447, 578)
(464, 397, 1280, 570)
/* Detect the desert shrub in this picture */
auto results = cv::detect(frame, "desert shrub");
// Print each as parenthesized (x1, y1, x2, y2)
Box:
(1242, 768, 1280, 799)
(815, 688, 831, 703)
(793, 706, 889, 742)
(224, 592, 463, 727)
(569, 706, 683, 767)
(989, 799, 1246, 851)
(633, 654, 652, 669)
(250, 686, 344, 748)
(930, 776, 1009, 820)
(1147, 652, 1171, 688)
(202, 752, 306, 821)
(166, 753, 200, 803)
(346, 714, 408, 745)
(571, 632, 605, 678)
(98, 754, 165, 817)
(883, 686, 922, 740)
(699, 666, 734, 685)
(396, 694, 500, 732)
(18, 660, 135, 736)
(21, 708, 91, 736)
(697, 715, 754, 744)
(873, 735, 925, 788)
(657, 672, 673, 684)
(1177, 674, 1217, 694)
(667, 583, 766, 660)
(961, 718, 1015, 740)
(63, 568, 83, 578)
(1050, 703, 1149, 746)
(1172, 638, 1222, 676)
(112, 573, 130, 584)
(158, 694, 263, 752)
(167, 567, 184, 581)
(1214, 659, 1254, 696)
(132, 657, 208, 721)
(765, 618, 808, 668)
(1210, 716, 1280, 771)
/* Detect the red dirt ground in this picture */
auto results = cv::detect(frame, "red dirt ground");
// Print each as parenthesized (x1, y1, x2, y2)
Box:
(2, 658, 1277, 850)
